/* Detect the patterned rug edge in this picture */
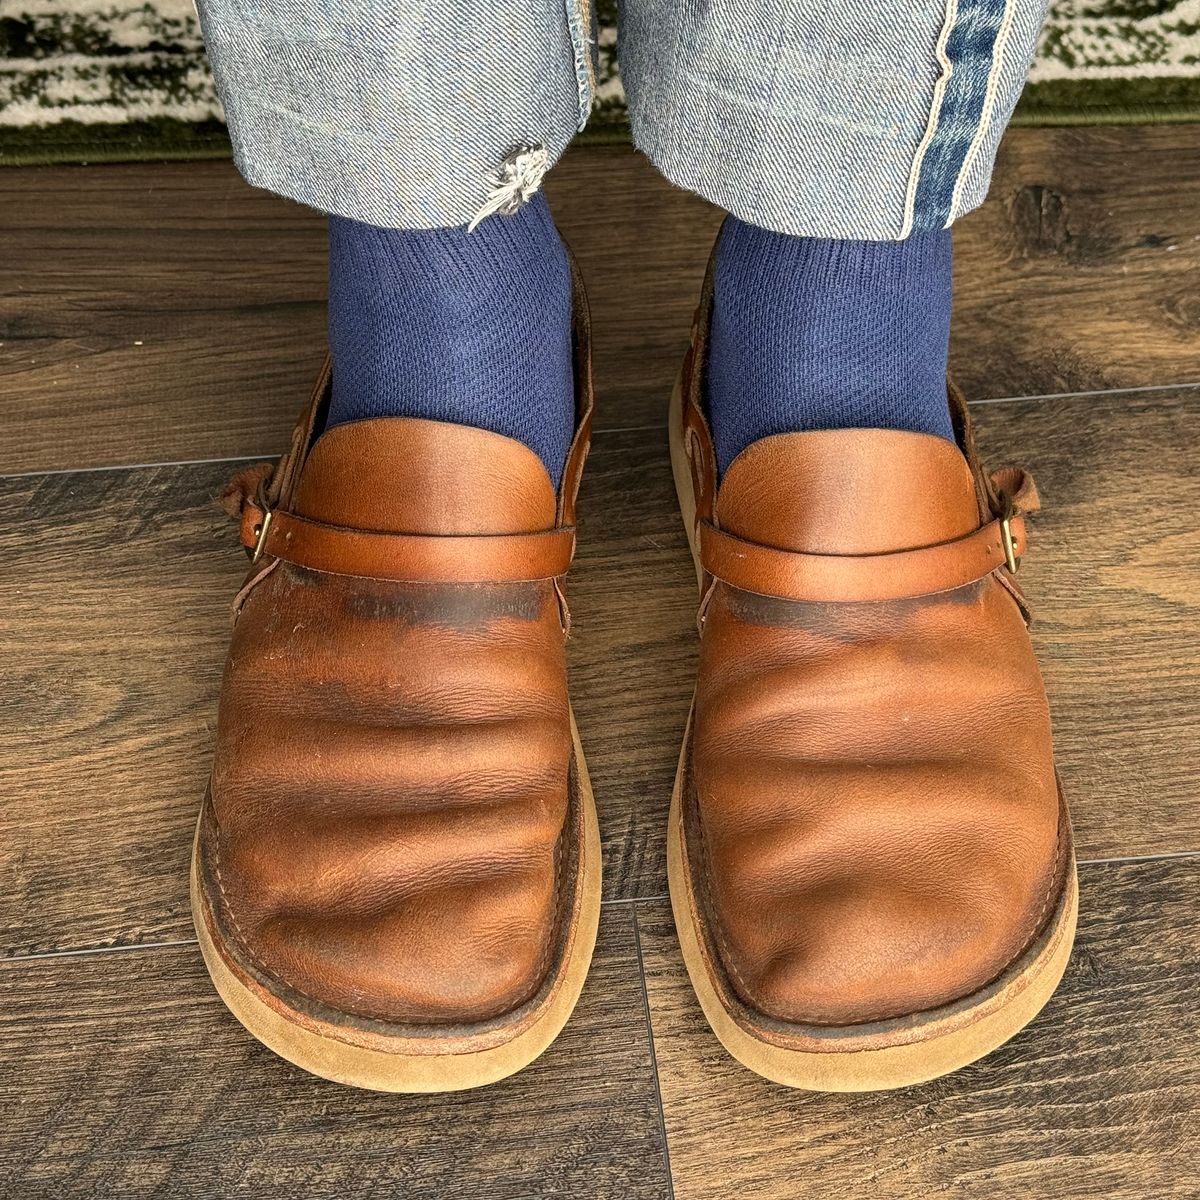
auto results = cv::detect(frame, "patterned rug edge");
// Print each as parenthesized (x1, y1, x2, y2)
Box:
(3, 97, 1199, 169)
(4, 0, 1200, 166)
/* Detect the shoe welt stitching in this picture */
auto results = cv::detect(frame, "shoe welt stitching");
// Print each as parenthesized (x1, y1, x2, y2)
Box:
(689, 744, 1070, 1029)
(209, 767, 569, 1027)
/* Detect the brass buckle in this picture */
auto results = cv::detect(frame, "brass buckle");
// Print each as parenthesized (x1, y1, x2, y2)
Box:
(250, 475, 274, 564)
(998, 493, 1019, 574)
(251, 508, 273, 564)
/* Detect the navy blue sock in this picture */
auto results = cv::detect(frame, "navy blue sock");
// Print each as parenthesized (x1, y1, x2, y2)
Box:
(327, 193, 574, 487)
(705, 219, 955, 476)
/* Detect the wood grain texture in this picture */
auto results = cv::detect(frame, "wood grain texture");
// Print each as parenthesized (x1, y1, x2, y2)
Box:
(3, 124, 1199, 474)
(972, 390, 1200, 864)
(1, 163, 329, 474)
(0, 906, 672, 1199)
(0, 446, 692, 955)
(637, 857, 1200, 1200)
(2, 389, 1196, 955)
(953, 126, 1200, 401)
(0, 464, 239, 955)
(0, 139, 1197, 1200)
(569, 431, 697, 899)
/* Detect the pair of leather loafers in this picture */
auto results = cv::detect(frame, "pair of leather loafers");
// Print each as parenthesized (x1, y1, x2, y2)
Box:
(192, 247, 1076, 1092)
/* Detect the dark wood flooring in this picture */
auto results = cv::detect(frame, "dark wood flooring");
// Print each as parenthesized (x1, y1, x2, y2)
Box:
(1, 130, 1197, 1197)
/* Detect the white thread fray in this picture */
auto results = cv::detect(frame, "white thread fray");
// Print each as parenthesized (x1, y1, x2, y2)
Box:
(467, 143, 549, 232)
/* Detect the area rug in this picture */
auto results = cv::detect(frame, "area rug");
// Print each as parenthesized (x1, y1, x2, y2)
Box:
(2, 0, 1198, 165)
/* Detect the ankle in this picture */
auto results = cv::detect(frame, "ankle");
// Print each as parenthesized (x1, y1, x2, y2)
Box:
(326, 194, 575, 487)
(705, 219, 954, 476)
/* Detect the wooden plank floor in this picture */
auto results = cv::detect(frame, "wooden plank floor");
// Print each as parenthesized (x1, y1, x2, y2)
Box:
(2, 125, 1199, 475)
(2, 132, 1198, 1196)
(1, 909, 671, 1197)
(639, 859, 1200, 1200)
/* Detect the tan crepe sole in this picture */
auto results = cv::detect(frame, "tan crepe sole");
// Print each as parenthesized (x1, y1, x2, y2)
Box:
(667, 376, 1078, 1091)
(192, 711, 602, 1093)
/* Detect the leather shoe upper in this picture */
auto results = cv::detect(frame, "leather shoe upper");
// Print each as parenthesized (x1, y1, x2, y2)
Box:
(202, 248, 595, 1031)
(691, 427, 1066, 1026)
(207, 414, 576, 1026)
(678, 268, 1070, 1028)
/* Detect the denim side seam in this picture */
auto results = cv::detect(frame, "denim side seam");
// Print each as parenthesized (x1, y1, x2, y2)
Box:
(949, 0, 1018, 223)
(565, 0, 596, 130)
(905, 0, 1014, 233)
(901, 0, 959, 239)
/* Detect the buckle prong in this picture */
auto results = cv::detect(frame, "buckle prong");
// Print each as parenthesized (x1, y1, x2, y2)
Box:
(998, 494, 1019, 574)
(248, 472, 277, 565)
(251, 507, 273, 564)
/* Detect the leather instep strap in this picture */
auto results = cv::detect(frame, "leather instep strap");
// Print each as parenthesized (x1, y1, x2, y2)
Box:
(699, 510, 1028, 604)
(239, 502, 576, 583)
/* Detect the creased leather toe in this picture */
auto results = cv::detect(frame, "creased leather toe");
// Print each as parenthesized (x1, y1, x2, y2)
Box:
(667, 242, 1076, 1089)
(192, 256, 602, 1091)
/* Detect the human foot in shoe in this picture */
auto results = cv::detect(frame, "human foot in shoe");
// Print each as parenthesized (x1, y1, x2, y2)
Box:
(667, 243, 1075, 1090)
(192, 258, 599, 1092)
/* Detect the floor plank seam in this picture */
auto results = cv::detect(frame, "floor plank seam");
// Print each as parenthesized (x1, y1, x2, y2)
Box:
(4, 938, 200, 962)
(968, 380, 1200, 406)
(6, 854, 1198, 965)
(1076, 850, 1200, 867)
(630, 905, 677, 1200)
(1, 897, 675, 963)
(0, 452, 286, 482)
(3, 382, 1198, 482)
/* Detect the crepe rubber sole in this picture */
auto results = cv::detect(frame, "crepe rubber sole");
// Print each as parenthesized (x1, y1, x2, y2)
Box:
(667, 375, 1078, 1090)
(192, 713, 602, 1093)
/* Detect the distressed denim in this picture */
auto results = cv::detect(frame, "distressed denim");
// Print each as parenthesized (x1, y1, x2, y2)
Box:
(196, 0, 1047, 238)
(194, 0, 596, 229)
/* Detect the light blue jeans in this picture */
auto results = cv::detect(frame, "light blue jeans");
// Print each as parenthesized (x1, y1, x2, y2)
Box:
(195, 0, 1048, 238)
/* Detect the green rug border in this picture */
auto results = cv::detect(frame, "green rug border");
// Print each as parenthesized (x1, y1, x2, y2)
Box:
(2, 77, 1198, 167)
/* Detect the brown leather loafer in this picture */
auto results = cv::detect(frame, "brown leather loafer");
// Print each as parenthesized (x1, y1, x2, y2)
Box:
(667, 254, 1077, 1091)
(191, 264, 600, 1092)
